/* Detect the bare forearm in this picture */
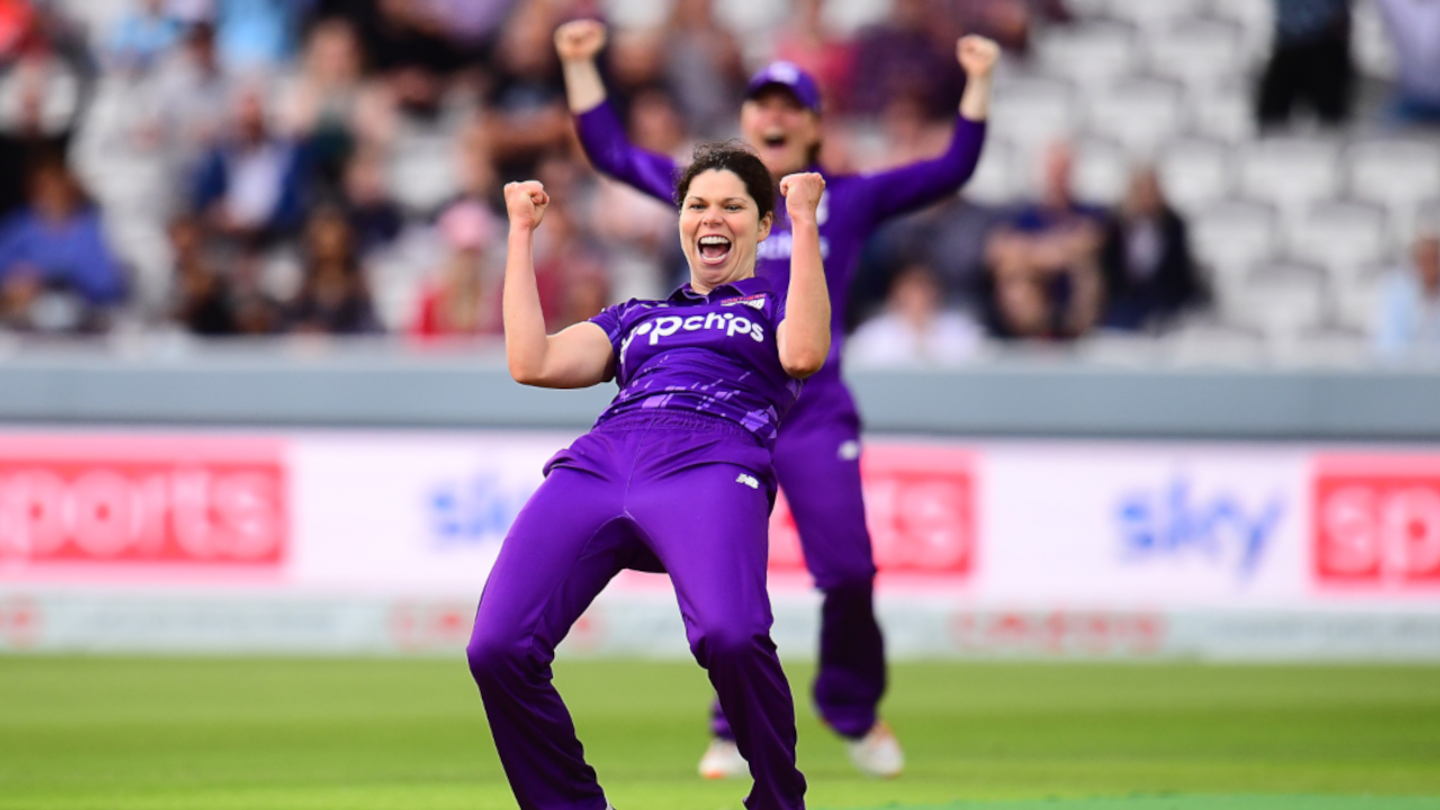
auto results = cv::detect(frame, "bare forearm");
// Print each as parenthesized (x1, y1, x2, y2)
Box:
(503, 228, 552, 383)
(561, 58, 606, 114)
(780, 220, 831, 377)
(960, 74, 992, 122)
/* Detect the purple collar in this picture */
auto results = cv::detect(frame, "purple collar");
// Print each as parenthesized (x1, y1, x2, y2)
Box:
(669, 275, 772, 303)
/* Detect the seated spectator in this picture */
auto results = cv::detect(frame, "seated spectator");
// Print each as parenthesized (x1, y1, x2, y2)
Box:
(341, 148, 404, 257)
(0, 159, 125, 333)
(850, 0, 965, 120)
(1374, 230, 1440, 357)
(663, 0, 746, 138)
(213, 0, 297, 72)
(849, 263, 983, 366)
(279, 17, 395, 191)
(1099, 166, 1206, 331)
(147, 21, 235, 169)
(482, 0, 570, 181)
(1374, 0, 1440, 127)
(773, 0, 854, 110)
(411, 200, 500, 338)
(192, 86, 307, 246)
(982, 141, 1106, 340)
(286, 207, 382, 335)
(107, 0, 182, 74)
(168, 213, 238, 336)
(1256, 0, 1353, 130)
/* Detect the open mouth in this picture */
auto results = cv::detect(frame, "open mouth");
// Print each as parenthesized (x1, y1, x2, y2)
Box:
(762, 132, 787, 150)
(698, 235, 732, 265)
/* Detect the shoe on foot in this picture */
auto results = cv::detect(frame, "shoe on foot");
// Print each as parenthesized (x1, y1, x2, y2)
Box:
(698, 737, 749, 780)
(846, 720, 904, 778)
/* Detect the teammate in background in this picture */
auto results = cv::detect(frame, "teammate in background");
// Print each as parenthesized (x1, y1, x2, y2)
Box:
(555, 18, 998, 779)
(467, 145, 829, 810)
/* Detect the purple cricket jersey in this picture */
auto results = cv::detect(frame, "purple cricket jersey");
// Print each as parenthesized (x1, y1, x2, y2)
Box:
(587, 275, 801, 451)
(574, 101, 987, 422)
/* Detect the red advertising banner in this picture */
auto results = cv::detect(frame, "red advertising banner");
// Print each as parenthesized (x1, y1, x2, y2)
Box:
(0, 436, 288, 569)
(1314, 456, 1440, 586)
(769, 444, 975, 576)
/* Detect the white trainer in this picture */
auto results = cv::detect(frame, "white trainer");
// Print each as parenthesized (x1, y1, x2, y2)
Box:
(845, 720, 904, 778)
(697, 737, 749, 780)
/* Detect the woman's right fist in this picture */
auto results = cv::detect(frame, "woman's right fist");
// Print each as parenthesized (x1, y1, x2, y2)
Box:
(554, 19, 607, 63)
(780, 172, 826, 224)
(504, 181, 550, 231)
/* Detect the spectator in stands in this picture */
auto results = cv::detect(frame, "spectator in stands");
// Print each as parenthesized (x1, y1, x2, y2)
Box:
(107, 0, 182, 74)
(0, 159, 125, 332)
(1374, 230, 1440, 357)
(483, 0, 571, 181)
(849, 262, 983, 366)
(1099, 166, 1206, 331)
(1256, 0, 1353, 130)
(213, 0, 297, 72)
(279, 18, 395, 193)
(663, 0, 746, 137)
(1373, 0, 1440, 126)
(772, 0, 854, 111)
(341, 148, 404, 256)
(148, 21, 235, 169)
(192, 85, 307, 246)
(850, 0, 966, 120)
(945, 0, 1072, 57)
(982, 141, 1106, 340)
(286, 207, 382, 334)
(169, 213, 239, 335)
(411, 199, 499, 338)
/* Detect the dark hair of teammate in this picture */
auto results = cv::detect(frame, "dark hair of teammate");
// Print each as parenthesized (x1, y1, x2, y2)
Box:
(675, 141, 776, 222)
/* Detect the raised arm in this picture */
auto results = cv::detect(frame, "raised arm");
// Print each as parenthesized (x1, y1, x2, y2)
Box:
(502, 181, 615, 388)
(555, 19, 677, 203)
(855, 35, 1000, 224)
(776, 173, 831, 378)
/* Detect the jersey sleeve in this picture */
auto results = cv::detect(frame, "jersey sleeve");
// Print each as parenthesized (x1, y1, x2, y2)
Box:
(574, 101, 681, 204)
(847, 115, 987, 227)
(587, 300, 629, 355)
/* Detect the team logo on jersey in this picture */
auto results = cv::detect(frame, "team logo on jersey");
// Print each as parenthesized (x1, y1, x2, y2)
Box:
(721, 294, 767, 310)
(736, 473, 760, 489)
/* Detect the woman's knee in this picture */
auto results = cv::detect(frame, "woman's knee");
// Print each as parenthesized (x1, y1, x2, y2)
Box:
(689, 621, 774, 668)
(466, 616, 527, 683)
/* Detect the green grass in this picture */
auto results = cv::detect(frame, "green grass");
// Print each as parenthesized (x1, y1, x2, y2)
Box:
(0, 658, 1437, 810)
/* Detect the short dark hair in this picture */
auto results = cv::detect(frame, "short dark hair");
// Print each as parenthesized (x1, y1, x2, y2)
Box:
(674, 141, 775, 223)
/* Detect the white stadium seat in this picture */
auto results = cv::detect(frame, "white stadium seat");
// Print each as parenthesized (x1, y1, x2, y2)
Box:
(1207, 0, 1276, 61)
(1085, 79, 1185, 155)
(964, 138, 1018, 205)
(1157, 138, 1234, 214)
(1070, 137, 1132, 206)
(1235, 137, 1342, 222)
(1346, 139, 1440, 242)
(1033, 21, 1140, 94)
(1107, 0, 1210, 33)
(988, 78, 1078, 151)
(1184, 82, 1257, 143)
(1191, 199, 1280, 281)
(1229, 262, 1329, 337)
(1286, 202, 1390, 286)
(1143, 18, 1247, 92)
(1331, 266, 1389, 333)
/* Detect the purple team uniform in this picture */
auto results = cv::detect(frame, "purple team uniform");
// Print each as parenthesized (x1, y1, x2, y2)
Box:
(468, 277, 807, 810)
(574, 100, 986, 739)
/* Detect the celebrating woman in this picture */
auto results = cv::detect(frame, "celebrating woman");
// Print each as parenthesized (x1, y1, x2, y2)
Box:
(467, 143, 829, 810)
(556, 18, 999, 778)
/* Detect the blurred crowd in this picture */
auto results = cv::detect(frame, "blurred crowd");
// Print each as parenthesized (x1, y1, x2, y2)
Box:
(0, 0, 1435, 364)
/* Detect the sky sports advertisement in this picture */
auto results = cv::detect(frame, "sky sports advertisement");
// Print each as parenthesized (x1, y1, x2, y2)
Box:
(0, 431, 1437, 660)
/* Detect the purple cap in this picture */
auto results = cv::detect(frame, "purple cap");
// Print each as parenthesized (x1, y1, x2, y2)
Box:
(744, 61, 822, 115)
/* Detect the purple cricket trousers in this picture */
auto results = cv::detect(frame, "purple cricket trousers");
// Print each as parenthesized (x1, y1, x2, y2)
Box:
(711, 379, 885, 742)
(467, 411, 807, 810)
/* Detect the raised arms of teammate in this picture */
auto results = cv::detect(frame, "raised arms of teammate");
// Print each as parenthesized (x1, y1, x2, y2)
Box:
(776, 172, 831, 378)
(854, 35, 999, 225)
(502, 181, 616, 388)
(556, 20, 678, 202)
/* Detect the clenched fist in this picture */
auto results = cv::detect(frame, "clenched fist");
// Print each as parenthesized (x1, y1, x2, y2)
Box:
(780, 172, 826, 224)
(554, 19, 607, 63)
(957, 35, 1000, 79)
(505, 181, 550, 231)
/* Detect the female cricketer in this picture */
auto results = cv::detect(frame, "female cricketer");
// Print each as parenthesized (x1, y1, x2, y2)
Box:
(467, 144, 829, 810)
(555, 19, 999, 778)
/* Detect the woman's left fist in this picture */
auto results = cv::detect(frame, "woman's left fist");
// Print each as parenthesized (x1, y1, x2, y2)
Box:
(780, 172, 826, 222)
(957, 35, 1000, 79)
